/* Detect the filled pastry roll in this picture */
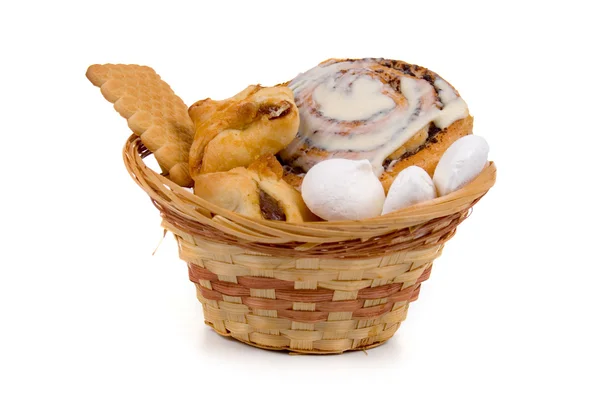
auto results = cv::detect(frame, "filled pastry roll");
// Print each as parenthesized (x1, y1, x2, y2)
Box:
(188, 85, 299, 180)
(192, 155, 318, 222)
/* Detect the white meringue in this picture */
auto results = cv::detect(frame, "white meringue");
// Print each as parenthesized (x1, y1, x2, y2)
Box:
(382, 166, 436, 215)
(433, 135, 489, 196)
(301, 159, 385, 221)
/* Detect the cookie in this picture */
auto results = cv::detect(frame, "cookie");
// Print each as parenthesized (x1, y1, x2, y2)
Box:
(86, 64, 194, 186)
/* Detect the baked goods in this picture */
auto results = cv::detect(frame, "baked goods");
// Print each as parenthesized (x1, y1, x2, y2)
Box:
(193, 155, 318, 222)
(301, 159, 385, 221)
(433, 135, 489, 196)
(279, 58, 472, 193)
(86, 64, 195, 187)
(87, 58, 488, 222)
(188, 85, 299, 180)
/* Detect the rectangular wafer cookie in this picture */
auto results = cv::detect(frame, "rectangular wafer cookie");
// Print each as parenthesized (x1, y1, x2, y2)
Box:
(86, 64, 194, 186)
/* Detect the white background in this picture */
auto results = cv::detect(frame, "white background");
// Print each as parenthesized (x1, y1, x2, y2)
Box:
(1, 1, 598, 399)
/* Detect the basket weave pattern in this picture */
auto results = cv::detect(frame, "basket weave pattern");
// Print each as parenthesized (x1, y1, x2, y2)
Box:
(124, 136, 496, 354)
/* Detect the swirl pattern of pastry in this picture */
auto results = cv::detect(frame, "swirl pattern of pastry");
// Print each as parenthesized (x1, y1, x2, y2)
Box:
(279, 58, 473, 191)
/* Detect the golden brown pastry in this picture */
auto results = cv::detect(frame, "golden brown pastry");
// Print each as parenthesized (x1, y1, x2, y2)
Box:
(278, 58, 473, 193)
(193, 156, 319, 222)
(188, 85, 299, 180)
(86, 64, 195, 187)
(380, 115, 472, 191)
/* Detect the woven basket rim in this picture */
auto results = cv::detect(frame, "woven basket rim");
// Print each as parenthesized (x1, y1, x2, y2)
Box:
(121, 133, 497, 352)
(123, 135, 496, 248)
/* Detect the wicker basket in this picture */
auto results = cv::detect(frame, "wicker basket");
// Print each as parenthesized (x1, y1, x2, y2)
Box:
(123, 135, 496, 354)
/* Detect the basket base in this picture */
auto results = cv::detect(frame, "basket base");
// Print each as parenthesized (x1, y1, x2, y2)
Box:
(205, 321, 392, 355)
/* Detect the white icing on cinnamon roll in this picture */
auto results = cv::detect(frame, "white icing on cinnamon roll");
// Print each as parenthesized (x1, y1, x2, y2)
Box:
(280, 58, 469, 176)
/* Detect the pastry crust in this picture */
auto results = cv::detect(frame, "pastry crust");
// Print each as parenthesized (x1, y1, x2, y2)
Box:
(282, 166, 305, 192)
(193, 167, 264, 219)
(193, 156, 318, 222)
(380, 115, 473, 192)
(188, 85, 299, 180)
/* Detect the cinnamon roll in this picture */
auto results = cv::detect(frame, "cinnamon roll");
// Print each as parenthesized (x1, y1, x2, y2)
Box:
(278, 58, 473, 192)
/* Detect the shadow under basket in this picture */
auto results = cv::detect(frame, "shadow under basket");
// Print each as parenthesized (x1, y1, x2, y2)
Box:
(123, 135, 497, 354)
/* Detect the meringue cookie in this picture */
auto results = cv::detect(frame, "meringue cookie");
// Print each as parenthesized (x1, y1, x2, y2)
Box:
(382, 166, 436, 214)
(301, 159, 385, 221)
(433, 135, 489, 196)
